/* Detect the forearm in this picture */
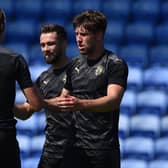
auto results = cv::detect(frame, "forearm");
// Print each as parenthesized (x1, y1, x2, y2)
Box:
(41, 98, 61, 112)
(14, 103, 34, 120)
(78, 96, 120, 112)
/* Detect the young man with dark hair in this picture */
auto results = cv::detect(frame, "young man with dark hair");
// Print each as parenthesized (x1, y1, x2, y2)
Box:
(56, 10, 128, 168)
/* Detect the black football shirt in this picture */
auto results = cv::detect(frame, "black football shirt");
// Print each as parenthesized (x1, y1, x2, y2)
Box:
(64, 49, 128, 150)
(0, 46, 33, 128)
(36, 64, 74, 158)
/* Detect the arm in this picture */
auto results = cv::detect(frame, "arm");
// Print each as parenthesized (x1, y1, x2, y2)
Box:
(14, 86, 42, 120)
(57, 84, 125, 113)
(41, 88, 71, 112)
(77, 84, 125, 112)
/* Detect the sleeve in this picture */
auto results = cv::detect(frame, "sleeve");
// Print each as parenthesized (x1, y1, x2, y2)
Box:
(108, 58, 128, 89)
(15, 55, 33, 89)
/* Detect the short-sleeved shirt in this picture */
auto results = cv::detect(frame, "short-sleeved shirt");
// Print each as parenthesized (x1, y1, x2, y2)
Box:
(64, 49, 128, 150)
(36, 64, 74, 158)
(0, 46, 33, 128)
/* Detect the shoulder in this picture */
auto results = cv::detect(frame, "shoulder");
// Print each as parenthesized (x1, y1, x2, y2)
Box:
(106, 50, 126, 65)
(106, 49, 128, 72)
(0, 46, 22, 58)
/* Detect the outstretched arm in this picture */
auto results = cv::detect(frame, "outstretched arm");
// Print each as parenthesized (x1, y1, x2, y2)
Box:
(14, 86, 42, 120)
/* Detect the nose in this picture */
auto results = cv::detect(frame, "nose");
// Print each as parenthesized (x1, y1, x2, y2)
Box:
(42, 44, 49, 52)
(76, 34, 82, 43)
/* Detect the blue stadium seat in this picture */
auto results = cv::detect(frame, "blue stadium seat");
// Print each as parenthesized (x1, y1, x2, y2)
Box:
(29, 44, 46, 66)
(121, 159, 147, 168)
(149, 160, 168, 168)
(0, 0, 14, 20)
(66, 23, 76, 44)
(36, 112, 46, 135)
(17, 135, 31, 159)
(124, 137, 154, 161)
(105, 43, 119, 54)
(132, 0, 160, 24)
(130, 114, 160, 139)
(66, 44, 79, 59)
(5, 20, 35, 44)
(15, 90, 26, 104)
(125, 22, 154, 45)
(120, 138, 124, 158)
(31, 135, 45, 157)
(29, 65, 49, 82)
(161, 1, 168, 22)
(4, 42, 30, 63)
(127, 66, 144, 91)
(119, 114, 130, 139)
(155, 137, 168, 160)
(143, 66, 168, 91)
(43, 0, 72, 22)
(14, 0, 42, 21)
(72, 0, 101, 16)
(119, 44, 148, 68)
(156, 23, 168, 44)
(120, 90, 136, 116)
(102, 0, 131, 23)
(136, 90, 167, 116)
(160, 116, 168, 137)
(105, 21, 125, 44)
(149, 45, 168, 67)
(22, 157, 40, 168)
(16, 115, 38, 136)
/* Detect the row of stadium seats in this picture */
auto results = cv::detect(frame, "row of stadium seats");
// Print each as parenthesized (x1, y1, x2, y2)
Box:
(17, 133, 168, 163)
(5, 42, 168, 69)
(2, 0, 167, 167)
(1, 0, 168, 23)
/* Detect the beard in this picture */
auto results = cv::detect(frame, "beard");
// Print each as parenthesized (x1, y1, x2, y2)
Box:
(44, 52, 61, 64)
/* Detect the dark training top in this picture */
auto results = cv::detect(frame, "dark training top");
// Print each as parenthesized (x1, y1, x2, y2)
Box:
(0, 46, 33, 128)
(64, 49, 128, 150)
(36, 64, 73, 158)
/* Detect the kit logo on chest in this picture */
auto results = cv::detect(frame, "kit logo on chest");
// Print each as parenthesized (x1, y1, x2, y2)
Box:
(75, 67, 80, 74)
(95, 65, 104, 76)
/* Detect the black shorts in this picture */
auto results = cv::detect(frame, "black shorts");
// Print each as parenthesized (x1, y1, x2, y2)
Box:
(63, 147, 120, 168)
(0, 128, 21, 168)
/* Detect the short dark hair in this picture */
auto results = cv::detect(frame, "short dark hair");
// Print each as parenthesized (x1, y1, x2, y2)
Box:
(40, 24, 67, 41)
(0, 8, 6, 33)
(73, 10, 107, 34)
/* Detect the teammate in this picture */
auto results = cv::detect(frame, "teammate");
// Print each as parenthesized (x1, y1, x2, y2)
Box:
(56, 10, 128, 168)
(0, 8, 41, 168)
(35, 24, 73, 168)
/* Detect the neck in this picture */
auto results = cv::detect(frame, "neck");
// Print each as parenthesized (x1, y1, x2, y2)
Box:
(52, 55, 69, 69)
(87, 46, 105, 60)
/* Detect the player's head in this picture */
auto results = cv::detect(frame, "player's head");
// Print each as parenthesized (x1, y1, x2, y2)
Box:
(0, 8, 6, 34)
(40, 24, 67, 65)
(73, 10, 107, 35)
(72, 10, 107, 55)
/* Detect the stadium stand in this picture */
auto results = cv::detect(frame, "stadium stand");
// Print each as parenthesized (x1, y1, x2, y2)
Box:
(1, 0, 168, 167)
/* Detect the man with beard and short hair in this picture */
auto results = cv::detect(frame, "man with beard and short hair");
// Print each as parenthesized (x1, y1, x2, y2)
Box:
(35, 24, 73, 168)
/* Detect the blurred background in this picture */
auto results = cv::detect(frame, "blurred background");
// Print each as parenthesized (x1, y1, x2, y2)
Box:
(1, 0, 168, 168)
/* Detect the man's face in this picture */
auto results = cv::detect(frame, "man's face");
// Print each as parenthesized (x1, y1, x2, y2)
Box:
(40, 32, 62, 64)
(75, 26, 97, 55)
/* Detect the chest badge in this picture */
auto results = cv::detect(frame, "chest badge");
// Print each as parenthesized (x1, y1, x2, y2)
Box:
(75, 67, 80, 74)
(95, 65, 104, 76)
